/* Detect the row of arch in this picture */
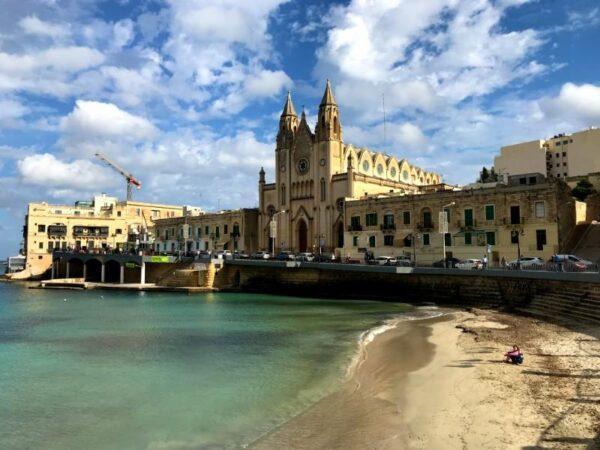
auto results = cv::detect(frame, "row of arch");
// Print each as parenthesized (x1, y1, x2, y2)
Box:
(52, 258, 141, 283)
(344, 145, 441, 186)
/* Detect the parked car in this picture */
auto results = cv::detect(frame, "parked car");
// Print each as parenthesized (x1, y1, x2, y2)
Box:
(232, 251, 249, 259)
(276, 251, 295, 261)
(550, 254, 594, 271)
(456, 259, 483, 270)
(395, 256, 413, 267)
(295, 252, 315, 262)
(215, 250, 232, 259)
(314, 252, 336, 263)
(508, 257, 544, 269)
(374, 256, 397, 266)
(432, 257, 462, 268)
(251, 251, 271, 260)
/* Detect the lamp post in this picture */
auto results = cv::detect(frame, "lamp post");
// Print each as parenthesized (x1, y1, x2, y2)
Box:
(270, 210, 286, 255)
(441, 202, 456, 268)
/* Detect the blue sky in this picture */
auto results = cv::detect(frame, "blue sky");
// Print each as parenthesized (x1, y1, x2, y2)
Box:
(1, 0, 599, 258)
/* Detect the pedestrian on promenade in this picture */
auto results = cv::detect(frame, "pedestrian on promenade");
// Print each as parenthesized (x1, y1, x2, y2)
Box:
(483, 254, 488, 269)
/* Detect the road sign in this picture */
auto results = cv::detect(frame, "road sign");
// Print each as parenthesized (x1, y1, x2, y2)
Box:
(438, 211, 448, 234)
(269, 220, 277, 238)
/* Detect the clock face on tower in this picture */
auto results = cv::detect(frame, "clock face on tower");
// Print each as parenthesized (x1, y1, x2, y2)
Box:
(297, 158, 309, 174)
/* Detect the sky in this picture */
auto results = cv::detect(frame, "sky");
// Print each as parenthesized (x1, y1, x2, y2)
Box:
(0, 0, 599, 257)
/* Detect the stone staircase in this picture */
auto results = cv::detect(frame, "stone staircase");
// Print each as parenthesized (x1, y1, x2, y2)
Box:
(517, 285, 600, 325)
(202, 263, 216, 288)
(160, 269, 200, 287)
(569, 223, 600, 263)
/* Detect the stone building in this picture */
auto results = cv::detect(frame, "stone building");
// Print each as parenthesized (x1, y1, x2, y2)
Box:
(153, 208, 258, 254)
(342, 180, 584, 265)
(16, 194, 188, 279)
(258, 81, 442, 253)
(494, 127, 600, 187)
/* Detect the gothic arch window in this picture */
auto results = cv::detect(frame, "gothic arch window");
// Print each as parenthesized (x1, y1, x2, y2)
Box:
(321, 120, 326, 132)
(333, 116, 338, 135)
(267, 205, 276, 218)
(320, 178, 326, 201)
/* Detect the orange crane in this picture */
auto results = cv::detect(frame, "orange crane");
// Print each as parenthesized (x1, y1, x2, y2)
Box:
(94, 152, 141, 201)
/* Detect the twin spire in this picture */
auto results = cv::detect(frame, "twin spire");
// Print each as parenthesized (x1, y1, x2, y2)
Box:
(280, 80, 337, 118)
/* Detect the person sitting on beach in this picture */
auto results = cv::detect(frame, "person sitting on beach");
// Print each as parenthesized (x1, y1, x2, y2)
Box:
(504, 345, 524, 364)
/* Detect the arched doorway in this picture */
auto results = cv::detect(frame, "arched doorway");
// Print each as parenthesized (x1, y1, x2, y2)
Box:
(105, 260, 121, 283)
(298, 219, 308, 252)
(85, 259, 102, 282)
(336, 222, 344, 248)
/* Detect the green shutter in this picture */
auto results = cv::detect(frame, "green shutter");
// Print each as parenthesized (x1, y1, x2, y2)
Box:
(464, 209, 473, 227)
(486, 231, 496, 246)
(464, 232, 472, 245)
(485, 205, 495, 221)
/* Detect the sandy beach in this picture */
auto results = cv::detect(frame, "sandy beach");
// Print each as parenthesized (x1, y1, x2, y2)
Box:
(251, 309, 600, 449)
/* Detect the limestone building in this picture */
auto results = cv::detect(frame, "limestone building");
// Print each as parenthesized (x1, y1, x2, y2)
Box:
(494, 127, 600, 186)
(153, 209, 258, 254)
(258, 81, 442, 253)
(16, 194, 188, 279)
(342, 180, 583, 265)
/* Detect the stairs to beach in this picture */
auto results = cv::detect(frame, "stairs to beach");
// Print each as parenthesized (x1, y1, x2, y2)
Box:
(516, 286, 600, 325)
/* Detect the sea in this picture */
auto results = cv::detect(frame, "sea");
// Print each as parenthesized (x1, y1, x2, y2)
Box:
(0, 282, 416, 449)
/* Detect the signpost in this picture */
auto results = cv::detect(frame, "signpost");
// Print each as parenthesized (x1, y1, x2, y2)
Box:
(269, 219, 277, 254)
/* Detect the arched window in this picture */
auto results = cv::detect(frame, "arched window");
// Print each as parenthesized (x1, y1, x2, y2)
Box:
(320, 178, 326, 202)
(333, 116, 338, 135)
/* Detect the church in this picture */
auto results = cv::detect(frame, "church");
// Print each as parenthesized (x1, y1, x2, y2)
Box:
(258, 80, 442, 254)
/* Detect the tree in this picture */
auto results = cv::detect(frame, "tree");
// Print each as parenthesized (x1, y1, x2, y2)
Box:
(478, 166, 499, 183)
(572, 179, 596, 201)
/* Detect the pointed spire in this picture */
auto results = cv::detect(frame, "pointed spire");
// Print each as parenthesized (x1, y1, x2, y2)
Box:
(281, 91, 297, 117)
(320, 79, 336, 106)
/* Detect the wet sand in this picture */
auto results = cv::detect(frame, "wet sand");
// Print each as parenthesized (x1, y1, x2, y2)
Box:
(251, 310, 600, 449)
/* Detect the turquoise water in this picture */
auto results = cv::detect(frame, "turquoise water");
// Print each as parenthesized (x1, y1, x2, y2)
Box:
(0, 283, 412, 449)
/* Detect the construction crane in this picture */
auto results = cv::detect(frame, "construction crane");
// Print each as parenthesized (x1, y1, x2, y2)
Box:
(94, 152, 141, 201)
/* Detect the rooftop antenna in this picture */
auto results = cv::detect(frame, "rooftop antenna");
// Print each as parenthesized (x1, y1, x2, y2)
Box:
(382, 93, 387, 149)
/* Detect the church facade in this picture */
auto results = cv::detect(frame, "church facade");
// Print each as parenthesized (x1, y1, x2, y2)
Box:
(258, 81, 442, 254)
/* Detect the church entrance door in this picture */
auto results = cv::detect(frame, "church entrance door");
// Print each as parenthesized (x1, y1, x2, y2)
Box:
(298, 220, 308, 252)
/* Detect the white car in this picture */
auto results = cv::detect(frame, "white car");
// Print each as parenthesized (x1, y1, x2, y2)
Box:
(374, 256, 397, 266)
(508, 257, 544, 269)
(251, 251, 271, 260)
(456, 259, 482, 270)
(296, 252, 315, 262)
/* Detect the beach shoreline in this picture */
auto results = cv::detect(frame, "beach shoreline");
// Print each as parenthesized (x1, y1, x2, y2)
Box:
(250, 309, 600, 449)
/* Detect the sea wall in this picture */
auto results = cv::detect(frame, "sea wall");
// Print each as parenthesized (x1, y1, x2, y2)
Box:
(214, 261, 600, 324)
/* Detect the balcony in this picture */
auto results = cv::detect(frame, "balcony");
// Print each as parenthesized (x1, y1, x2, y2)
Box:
(380, 223, 396, 233)
(417, 221, 434, 231)
(73, 226, 109, 238)
(503, 217, 526, 226)
(455, 219, 477, 230)
(47, 225, 67, 236)
(347, 224, 363, 232)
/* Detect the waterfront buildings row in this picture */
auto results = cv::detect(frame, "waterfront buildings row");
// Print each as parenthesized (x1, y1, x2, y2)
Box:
(342, 179, 584, 264)
(153, 209, 258, 254)
(12, 82, 600, 278)
(16, 194, 197, 279)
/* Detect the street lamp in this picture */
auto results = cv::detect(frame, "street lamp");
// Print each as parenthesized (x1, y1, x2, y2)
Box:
(441, 202, 456, 268)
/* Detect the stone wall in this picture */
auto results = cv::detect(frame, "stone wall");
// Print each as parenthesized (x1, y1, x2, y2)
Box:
(214, 261, 600, 325)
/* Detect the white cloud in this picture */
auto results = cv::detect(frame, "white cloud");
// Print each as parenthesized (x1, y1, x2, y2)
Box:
(315, 0, 544, 119)
(19, 15, 70, 38)
(60, 100, 157, 141)
(0, 99, 29, 127)
(17, 153, 114, 190)
(540, 83, 600, 126)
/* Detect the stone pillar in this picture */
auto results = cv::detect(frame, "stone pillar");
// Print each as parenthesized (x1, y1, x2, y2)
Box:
(83, 264, 87, 280)
(66, 261, 70, 278)
(51, 261, 55, 279)
(119, 264, 125, 284)
(140, 262, 146, 285)
(100, 263, 105, 283)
